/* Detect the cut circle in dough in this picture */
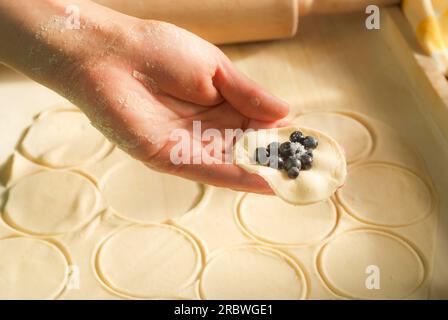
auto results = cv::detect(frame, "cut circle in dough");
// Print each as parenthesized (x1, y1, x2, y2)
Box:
(102, 160, 204, 223)
(0, 237, 68, 299)
(96, 224, 203, 299)
(4, 170, 99, 235)
(237, 193, 337, 245)
(337, 162, 433, 226)
(199, 246, 307, 300)
(317, 229, 425, 299)
(234, 126, 347, 205)
(293, 112, 373, 163)
(20, 110, 112, 168)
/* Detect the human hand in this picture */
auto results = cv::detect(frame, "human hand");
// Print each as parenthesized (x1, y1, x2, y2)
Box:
(0, 0, 289, 194)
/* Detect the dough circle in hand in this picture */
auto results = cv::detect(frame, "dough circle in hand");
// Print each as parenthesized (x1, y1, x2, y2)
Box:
(102, 160, 204, 223)
(4, 170, 99, 235)
(199, 246, 307, 300)
(96, 224, 202, 298)
(293, 112, 373, 163)
(317, 229, 425, 299)
(337, 162, 433, 226)
(0, 237, 68, 299)
(237, 193, 337, 245)
(234, 126, 346, 205)
(20, 110, 112, 168)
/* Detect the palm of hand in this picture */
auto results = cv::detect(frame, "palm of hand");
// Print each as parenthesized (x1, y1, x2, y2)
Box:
(71, 20, 288, 194)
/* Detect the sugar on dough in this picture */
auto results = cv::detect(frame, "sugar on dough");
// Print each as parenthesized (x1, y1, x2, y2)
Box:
(0, 108, 437, 300)
(237, 193, 337, 245)
(101, 160, 204, 223)
(234, 126, 347, 205)
(20, 110, 112, 168)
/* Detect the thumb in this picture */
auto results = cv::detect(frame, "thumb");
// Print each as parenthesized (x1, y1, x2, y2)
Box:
(213, 58, 290, 121)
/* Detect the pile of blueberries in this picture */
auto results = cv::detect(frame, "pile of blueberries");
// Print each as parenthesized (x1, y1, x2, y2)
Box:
(254, 130, 318, 179)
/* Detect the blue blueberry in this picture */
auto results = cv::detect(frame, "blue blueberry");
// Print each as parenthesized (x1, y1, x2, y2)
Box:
(279, 141, 295, 158)
(302, 136, 318, 150)
(284, 156, 301, 171)
(287, 167, 300, 179)
(289, 130, 304, 143)
(255, 147, 269, 165)
(268, 155, 284, 169)
(300, 153, 313, 170)
(267, 142, 280, 157)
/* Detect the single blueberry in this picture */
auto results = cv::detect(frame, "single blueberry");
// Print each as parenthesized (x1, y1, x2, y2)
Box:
(287, 167, 300, 179)
(279, 141, 295, 158)
(267, 142, 280, 157)
(300, 153, 313, 170)
(289, 130, 304, 143)
(255, 147, 269, 165)
(284, 156, 301, 171)
(268, 155, 284, 170)
(302, 136, 318, 150)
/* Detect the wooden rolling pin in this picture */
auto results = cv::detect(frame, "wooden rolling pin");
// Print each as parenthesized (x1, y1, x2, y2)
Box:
(93, 0, 400, 44)
(94, 0, 299, 44)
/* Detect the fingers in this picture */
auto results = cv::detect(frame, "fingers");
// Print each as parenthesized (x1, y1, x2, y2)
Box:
(162, 162, 274, 195)
(213, 57, 290, 122)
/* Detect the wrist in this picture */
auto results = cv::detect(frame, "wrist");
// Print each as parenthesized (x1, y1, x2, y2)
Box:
(0, 0, 133, 88)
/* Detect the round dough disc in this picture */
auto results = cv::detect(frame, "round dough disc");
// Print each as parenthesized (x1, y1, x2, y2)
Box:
(4, 170, 98, 235)
(338, 163, 432, 226)
(294, 112, 372, 163)
(102, 160, 204, 223)
(200, 246, 307, 300)
(21, 110, 111, 168)
(238, 193, 337, 245)
(234, 126, 347, 205)
(0, 237, 68, 299)
(96, 224, 202, 298)
(317, 230, 425, 299)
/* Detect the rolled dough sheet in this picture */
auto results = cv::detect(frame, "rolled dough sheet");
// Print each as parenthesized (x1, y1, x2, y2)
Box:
(4, 170, 99, 235)
(101, 160, 205, 223)
(293, 111, 373, 163)
(0, 21, 442, 299)
(317, 229, 425, 299)
(20, 109, 113, 168)
(337, 162, 433, 227)
(199, 246, 307, 300)
(237, 193, 337, 245)
(96, 224, 202, 298)
(234, 126, 347, 205)
(0, 237, 68, 299)
(0, 104, 439, 300)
